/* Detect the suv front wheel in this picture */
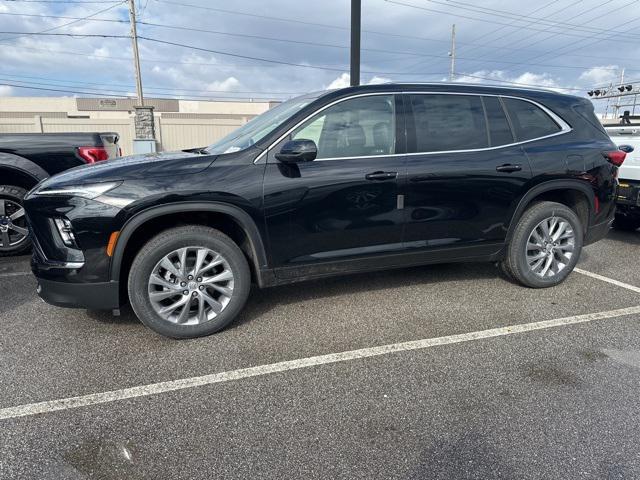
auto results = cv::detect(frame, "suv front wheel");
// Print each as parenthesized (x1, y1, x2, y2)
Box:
(128, 225, 251, 338)
(501, 201, 583, 288)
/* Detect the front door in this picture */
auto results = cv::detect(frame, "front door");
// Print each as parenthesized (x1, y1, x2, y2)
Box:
(262, 94, 406, 277)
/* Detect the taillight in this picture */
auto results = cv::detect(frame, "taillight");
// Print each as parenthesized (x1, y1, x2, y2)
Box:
(603, 150, 626, 167)
(77, 146, 109, 164)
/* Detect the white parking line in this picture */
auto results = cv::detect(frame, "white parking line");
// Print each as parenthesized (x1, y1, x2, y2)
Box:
(0, 271, 31, 278)
(574, 268, 640, 294)
(2, 304, 640, 421)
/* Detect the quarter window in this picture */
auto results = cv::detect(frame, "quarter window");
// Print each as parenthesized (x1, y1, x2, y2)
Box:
(482, 96, 514, 146)
(291, 95, 396, 159)
(502, 97, 561, 141)
(408, 94, 489, 152)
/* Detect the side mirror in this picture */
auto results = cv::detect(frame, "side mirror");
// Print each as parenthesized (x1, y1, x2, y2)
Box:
(619, 144, 635, 153)
(275, 139, 317, 163)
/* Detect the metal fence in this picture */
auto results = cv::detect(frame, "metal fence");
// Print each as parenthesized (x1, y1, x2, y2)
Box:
(0, 114, 252, 155)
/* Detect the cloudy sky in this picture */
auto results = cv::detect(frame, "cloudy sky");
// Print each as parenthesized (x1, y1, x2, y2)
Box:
(0, 0, 639, 104)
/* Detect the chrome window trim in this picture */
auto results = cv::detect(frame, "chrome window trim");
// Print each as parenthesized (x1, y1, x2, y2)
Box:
(254, 91, 572, 164)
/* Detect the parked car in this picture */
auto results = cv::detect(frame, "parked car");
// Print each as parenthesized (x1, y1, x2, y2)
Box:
(24, 84, 621, 338)
(604, 125, 640, 231)
(0, 132, 120, 256)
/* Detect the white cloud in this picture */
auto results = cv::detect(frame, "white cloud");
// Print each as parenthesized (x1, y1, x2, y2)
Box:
(455, 70, 565, 92)
(89, 47, 111, 61)
(206, 77, 240, 92)
(579, 66, 620, 86)
(325, 73, 392, 89)
(0, 85, 12, 96)
(326, 73, 350, 89)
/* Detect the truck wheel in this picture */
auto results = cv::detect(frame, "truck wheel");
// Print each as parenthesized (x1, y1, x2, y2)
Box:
(128, 225, 251, 339)
(0, 185, 31, 257)
(501, 201, 583, 288)
(613, 215, 640, 232)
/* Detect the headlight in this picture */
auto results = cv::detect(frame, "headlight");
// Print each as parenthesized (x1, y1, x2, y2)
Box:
(34, 181, 121, 199)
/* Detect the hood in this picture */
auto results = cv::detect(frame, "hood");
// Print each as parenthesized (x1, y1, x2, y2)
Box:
(42, 150, 217, 187)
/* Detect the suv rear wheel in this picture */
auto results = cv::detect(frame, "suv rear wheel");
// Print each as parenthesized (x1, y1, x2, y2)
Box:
(128, 225, 251, 338)
(501, 201, 583, 288)
(0, 185, 31, 257)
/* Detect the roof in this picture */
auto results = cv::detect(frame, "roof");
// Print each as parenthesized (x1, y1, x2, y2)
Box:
(312, 82, 581, 103)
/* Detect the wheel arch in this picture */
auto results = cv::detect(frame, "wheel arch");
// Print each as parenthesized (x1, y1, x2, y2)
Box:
(0, 152, 49, 190)
(110, 202, 269, 288)
(506, 180, 595, 242)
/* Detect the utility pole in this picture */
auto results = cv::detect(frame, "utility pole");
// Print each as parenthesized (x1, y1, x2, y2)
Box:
(449, 24, 456, 82)
(350, 0, 361, 87)
(127, 0, 156, 153)
(127, 0, 144, 106)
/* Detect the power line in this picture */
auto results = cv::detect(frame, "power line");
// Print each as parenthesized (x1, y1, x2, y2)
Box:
(0, 0, 121, 3)
(0, 2, 126, 42)
(469, 0, 627, 64)
(0, 78, 294, 99)
(384, 0, 640, 42)
(139, 35, 635, 73)
(0, 31, 128, 37)
(0, 73, 306, 94)
(423, 0, 628, 38)
(0, 12, 126, 23)
(516, 2, 640, 65)
(454, 0, 565, 57)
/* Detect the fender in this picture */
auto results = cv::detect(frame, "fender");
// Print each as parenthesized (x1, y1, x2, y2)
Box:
(109, 201, 269, 284)
(0, 152, 49, 183)
(505, 179, 595, 242)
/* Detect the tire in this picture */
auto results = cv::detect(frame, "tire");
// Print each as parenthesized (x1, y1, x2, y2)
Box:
(501, 201, 583, 288)
(0, 185, 31, 257)
(613, 214, 640, 232)
(128, 225, 251, 339)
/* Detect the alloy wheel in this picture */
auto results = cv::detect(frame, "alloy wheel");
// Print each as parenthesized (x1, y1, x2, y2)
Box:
(147, 247, 234, 325)
(0, 199, 29, 250)
(525, 216, 575, 278)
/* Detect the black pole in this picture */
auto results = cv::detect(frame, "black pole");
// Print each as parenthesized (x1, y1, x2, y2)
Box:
(350, 0, 361, 86)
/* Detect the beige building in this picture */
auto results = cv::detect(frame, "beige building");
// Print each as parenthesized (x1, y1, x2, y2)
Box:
(0, 97, 277, 155)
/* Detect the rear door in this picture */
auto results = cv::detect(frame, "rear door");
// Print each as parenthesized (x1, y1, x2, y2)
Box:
(403, 93, 532, 257)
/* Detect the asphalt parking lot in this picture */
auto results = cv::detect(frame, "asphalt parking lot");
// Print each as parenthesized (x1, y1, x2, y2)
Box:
(1, 229, 640, 479)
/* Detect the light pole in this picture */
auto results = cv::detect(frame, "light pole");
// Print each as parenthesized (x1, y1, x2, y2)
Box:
(350, 0, 361, 86)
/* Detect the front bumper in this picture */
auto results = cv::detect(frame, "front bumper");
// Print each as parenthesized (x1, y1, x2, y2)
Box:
(31, 229, 120, 310)
(36, 277, 120, 310)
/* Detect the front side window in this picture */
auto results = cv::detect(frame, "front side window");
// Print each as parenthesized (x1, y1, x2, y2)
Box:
(408, 94, 489, 152)
(291, 95, 396, 159)
(204, 94, 319, 155)
(502, 97, 561, 142)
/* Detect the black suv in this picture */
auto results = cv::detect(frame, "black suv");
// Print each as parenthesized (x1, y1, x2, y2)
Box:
(24, 84, 622, 338)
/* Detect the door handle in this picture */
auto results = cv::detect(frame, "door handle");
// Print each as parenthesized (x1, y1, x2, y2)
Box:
(365, 171, 397, 180)
(496, 164, 522, 173)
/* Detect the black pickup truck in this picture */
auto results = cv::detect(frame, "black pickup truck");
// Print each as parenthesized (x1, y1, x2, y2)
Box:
(0, 132, 120, 256)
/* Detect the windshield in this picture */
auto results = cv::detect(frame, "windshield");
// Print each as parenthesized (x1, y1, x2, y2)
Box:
(204, 94, 318, 155)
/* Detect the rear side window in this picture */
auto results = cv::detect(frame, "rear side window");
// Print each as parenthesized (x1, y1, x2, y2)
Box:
(482, 96, 514, 146)
(502, 97, 561, 141)
(408, 94, 488, 152)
